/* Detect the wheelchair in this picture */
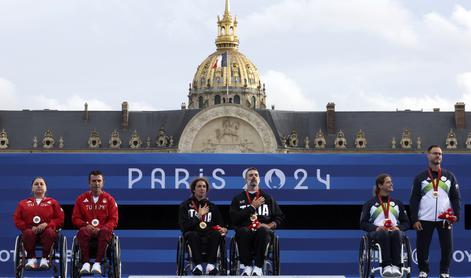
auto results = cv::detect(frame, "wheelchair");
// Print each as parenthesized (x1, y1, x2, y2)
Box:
(176, 232, 227, 275)
(13, 231, 67, 278)
(71, 233, 121, 278)
(358, 233, 412, 278)
(228, 231, 280, 275)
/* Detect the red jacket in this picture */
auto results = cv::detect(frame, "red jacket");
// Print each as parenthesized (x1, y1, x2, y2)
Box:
(13, 197, 64, 232)
(72, 191, 119, 231)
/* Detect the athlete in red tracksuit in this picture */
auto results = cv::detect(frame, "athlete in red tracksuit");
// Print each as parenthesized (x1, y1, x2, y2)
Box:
(72, 170, 118, 275)
(13, 177, 64, 269)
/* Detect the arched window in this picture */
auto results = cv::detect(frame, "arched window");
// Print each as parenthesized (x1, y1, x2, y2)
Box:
(234, 95, 240, 104)
(198, 96, 204, 109)
(214, 95, 221, 105)
(252, 96, 256, 109)
(229, 98, 233, 103)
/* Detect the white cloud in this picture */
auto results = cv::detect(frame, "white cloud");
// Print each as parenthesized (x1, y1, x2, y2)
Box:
(451, 5, 471, 31)
(263, 70, 315, 110)
(243, 0, 418, 47)
(457, 72, 471, 104)
(128, 101, 156, 111)
(33, 94, 112, 110)
(0, 78, 17, 110)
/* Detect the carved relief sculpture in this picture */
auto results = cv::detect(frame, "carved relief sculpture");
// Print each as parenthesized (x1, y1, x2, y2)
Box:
(446, 129, 458, 149)
(109, 129, 122, 149)
(42, 130, 55, 149)
(0, 129, 9, 149)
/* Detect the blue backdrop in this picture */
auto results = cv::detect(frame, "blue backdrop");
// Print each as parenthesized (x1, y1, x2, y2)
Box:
(0, 153, 469, 277)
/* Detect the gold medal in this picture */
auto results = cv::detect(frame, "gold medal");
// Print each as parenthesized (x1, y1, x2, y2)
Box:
(91, 219, 100, 227)
(33, 216, 41, 224)
(199, 221, 207, 229)
(250, 214, 258, 221)
(432, 191, 439, 198)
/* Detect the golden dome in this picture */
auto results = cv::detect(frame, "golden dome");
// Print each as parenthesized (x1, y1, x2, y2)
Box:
(188, 0, 266, 110)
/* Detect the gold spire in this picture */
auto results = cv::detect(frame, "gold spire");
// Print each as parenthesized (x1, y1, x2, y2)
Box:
(215, 0, 239, 50)
(225, 0, 230, 15)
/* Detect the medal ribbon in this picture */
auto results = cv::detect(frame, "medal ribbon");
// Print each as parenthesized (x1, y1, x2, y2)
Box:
(192, 199, 206, 221)
(245, 190, 260, 205)
(428, 167, 442, 193)
(377, 194, 390, 219)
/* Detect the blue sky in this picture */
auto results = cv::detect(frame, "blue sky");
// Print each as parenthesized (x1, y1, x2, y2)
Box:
(0, 0, 470, 111)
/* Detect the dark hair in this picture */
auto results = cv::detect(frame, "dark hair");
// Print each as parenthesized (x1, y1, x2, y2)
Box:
(88, 170, 104, 182)
(374, 173, 390, 196)
(427, 145, 441, 152)
(245, 167, 259, 179)
(32, 176, 47, 185)
(190, 177, 210, 194)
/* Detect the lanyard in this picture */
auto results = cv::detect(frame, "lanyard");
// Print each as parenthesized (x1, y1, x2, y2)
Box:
(428, 167, 442, 192)
(377, 194, 390, 219)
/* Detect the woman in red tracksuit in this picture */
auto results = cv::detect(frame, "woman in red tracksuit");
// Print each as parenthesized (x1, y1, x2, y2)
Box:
(13, 177, 64, 270)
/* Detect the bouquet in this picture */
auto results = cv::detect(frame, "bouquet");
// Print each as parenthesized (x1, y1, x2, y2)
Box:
(438, 208, 457, 229)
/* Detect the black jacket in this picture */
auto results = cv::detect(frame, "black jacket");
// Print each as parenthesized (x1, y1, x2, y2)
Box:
(230, 190, 284, 229)
(178, 197, 224, 233)
(360, 196, 410, 232)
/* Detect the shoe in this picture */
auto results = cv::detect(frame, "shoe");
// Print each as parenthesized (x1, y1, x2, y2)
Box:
(419, 271, 428, 278)
(391, 265, 402, 277)
(206, 263, 218, 275)
(39, 258, 49, 269)
(91, 262, 102, 275)
(440, 274, 450, 278)
(80, 262, 91, 275)
(382, 265, 393, 277)
(25, 258, 36, 270)
(192, 264, 203, 276)
(241, 266, 252, 276)
(251, 266, 263, 276)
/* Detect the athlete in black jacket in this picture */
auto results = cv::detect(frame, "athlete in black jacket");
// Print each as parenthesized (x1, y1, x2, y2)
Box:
(230, 167, 284, 276)
(360, 174, 410, 277)
(178, 177, 227, 275)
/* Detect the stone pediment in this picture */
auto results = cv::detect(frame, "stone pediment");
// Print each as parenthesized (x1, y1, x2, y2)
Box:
(178, 104, 277, 153)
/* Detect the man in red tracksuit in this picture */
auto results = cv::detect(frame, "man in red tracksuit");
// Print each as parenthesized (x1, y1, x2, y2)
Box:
(72, 170, 119, 275)
(13, 177, 64, 270)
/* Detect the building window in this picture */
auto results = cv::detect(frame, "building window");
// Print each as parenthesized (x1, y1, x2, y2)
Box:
(252, 96, 256, 108)
(215, 95, 221, 105)
(198, 96, 204, 108)
(234, 95, 240, 104)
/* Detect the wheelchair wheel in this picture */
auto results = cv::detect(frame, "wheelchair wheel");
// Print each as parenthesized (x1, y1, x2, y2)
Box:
(57, 234, 67, 278)
(176, 236, 185, 276)
(217, 237, 227, 275)
(401, 236, 412, 278)
(111, 235, 122, 278)
(359, 235, 371, 278)
(71, 236, 80, 278)
(272, 236, 280, 275)
(229, 237, 239, 275)
(14, 235, 25, 278)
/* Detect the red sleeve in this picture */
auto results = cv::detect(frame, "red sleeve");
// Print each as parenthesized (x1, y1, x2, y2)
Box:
(104, 196, 119, 231)
(47, 199, 65, 230)
(72, 195, 87, 228)
(13, 201, 27, 231)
